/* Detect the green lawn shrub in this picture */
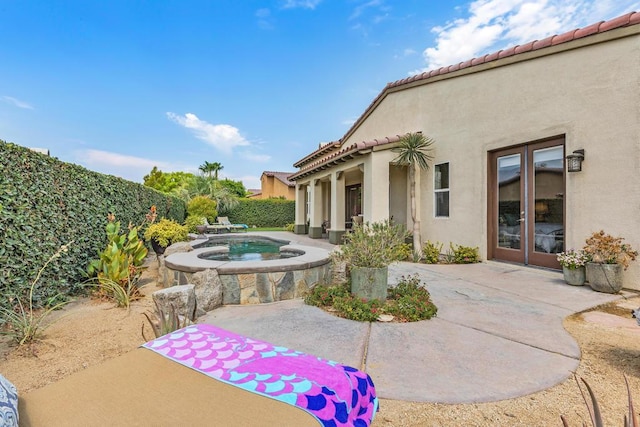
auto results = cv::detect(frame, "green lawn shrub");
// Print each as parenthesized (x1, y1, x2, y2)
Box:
(219, 198, 294, 228)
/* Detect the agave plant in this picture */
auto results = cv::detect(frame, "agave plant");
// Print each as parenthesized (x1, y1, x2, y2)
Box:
(561, 376, 638, 427)
(141, 300, 190, 341)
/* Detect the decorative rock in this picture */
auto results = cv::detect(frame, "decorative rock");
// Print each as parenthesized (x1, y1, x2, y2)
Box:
(164, 241, 193, 257)
(190, 269, 223, 315)
(377, 314, 394, 322)
(152, 284, 196, 321)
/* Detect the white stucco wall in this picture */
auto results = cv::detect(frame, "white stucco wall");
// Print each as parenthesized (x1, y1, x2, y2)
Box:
(340, 28, 640, 289)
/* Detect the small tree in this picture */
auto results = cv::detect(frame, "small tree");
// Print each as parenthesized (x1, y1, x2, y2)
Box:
(187, 195, 218, 223)
(392, 132, 435, 259)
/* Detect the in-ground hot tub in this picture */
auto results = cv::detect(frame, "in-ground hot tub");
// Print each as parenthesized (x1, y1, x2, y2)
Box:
(162, 234, 332, 308)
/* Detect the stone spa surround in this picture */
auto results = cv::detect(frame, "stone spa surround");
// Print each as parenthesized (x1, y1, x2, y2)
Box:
(158, 237, 332, 315)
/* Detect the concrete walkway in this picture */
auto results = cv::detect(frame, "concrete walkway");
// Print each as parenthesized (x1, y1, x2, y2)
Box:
(199, 233, 633, 403)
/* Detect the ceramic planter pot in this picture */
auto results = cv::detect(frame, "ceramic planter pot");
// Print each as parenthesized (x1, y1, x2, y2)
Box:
(585, 262, 623, 293)
(350, 266, 388, 302)
(151, 238, 167, 256)
(562, 266, 586, 286)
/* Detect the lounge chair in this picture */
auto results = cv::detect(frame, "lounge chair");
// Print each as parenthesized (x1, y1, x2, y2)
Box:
(217, 216, 248, 232)
(203, 218, 230, 234)
(18, 324, 378, 426)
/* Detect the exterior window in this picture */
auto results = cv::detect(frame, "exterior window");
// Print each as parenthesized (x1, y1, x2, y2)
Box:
(434, 163, 449, 217)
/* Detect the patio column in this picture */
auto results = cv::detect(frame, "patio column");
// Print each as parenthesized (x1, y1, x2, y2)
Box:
(363, 154, 390, 222)
(294, 183, 307, 234)
(308, 179, 324, 238)
(329, 170, 346, 244)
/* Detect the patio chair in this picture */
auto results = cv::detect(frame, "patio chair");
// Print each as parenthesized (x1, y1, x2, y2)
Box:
(217, 216, 248, 232)
(18, 324, 378, 426)
(203, 218, 230, 234)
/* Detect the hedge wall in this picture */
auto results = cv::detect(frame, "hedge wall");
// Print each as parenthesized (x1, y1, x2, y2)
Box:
(219, 198, 294, 228)
(0, 140, 186, 309)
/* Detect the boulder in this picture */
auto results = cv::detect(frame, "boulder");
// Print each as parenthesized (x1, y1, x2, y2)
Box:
(190, 269, 223, 315)
(152, 284, 196, 321)
(164, 241, 193, 257)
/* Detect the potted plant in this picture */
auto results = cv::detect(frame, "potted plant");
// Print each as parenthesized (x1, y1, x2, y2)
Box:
(556, 249, 588, 286)
(144, 219, 189, 255)
(332, 219, 409, 301)
(582, 230, 638, 293)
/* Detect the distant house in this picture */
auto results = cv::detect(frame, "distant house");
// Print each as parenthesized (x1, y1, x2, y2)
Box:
(289, 11, 640, 290)
(248, 171, 295, 200)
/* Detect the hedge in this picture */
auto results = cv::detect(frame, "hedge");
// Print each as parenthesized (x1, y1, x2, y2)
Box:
(219, 198, 294, 228)
(0, 140, 186, 310)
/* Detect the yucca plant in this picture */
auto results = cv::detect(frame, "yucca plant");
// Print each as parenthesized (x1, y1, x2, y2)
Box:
(0, 242, 74, 345)
(141, 300, 190, 341)
(561, 376, 638, 427)
(88, 276, 140, 309)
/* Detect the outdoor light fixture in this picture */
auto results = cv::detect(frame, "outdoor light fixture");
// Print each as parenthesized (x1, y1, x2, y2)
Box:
(566, 149, 585, 172)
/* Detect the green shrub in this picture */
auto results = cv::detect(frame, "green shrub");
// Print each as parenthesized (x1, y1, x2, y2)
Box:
(386, 275, 438, 321)
(187, 196, 217, 223)
(219, 198, 294, 227)
(422, 241, 443, 264)
(448, 243, 481, 264)
(304, 283, 350, 307)
(144, 219, 189, 248)
(184, 216, 207, 233)
(332, 294, 383, 322)
(304, 275, 438, 323)
(0, 140, 185, 312)
(87, 220, 147, 287)
(332, 219, 410, 268)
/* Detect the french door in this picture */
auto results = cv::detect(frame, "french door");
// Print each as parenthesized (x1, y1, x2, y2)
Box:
(489, 137, 565, 269)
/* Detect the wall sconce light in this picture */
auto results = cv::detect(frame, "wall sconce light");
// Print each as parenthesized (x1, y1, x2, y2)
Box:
(566, 149, 585, 172)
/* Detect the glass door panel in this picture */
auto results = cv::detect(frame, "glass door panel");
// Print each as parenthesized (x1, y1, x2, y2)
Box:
(497, 154, 522, 250)
(532, 146, 564, 254)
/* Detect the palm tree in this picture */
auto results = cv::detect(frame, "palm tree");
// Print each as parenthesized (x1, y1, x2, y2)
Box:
(199, 161, 215, 179)
(392, 132, 435, 259)
(210, 162, 223, 180)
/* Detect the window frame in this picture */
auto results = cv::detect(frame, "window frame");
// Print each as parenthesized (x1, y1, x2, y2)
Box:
(434, 162, 450, 218)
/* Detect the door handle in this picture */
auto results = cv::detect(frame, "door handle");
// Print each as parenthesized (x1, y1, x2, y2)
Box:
(517, 218, 525, 222)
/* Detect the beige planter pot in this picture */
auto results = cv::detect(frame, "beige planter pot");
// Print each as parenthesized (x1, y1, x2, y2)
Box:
(350, 266, 388, 302)
(562, 266, 586, 286)
(585, 262, 623, 293)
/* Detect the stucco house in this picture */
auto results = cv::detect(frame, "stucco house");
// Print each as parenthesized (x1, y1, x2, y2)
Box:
(247, 171, 295, 200)
(289, 11, 640, 290)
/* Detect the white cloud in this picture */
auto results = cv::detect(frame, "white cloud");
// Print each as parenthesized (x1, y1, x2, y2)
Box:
(256, 8, 275, 29)
(241, 151, 271, 162)
(166, 112, 250, 154)
(2, 96, 34, 110)
(416, 0, 640, 73)
(74, 149, 173, 182)
(342, 117, 357, 126)
(281, 0, 322, 10)
(349, 0, 384, 20)
(78, 149, 168, 169)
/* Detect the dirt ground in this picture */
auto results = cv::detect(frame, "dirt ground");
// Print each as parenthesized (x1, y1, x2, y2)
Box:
(1, 259, 639, 426)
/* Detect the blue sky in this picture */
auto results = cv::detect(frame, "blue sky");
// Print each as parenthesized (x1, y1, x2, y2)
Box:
(1, 0, 638, 189)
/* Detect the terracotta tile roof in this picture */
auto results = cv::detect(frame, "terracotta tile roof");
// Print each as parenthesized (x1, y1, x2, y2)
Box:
(263, 171, 296, 187)
(288, 133, 413, 181)
(340, 10, 640, 146)
(293, 141, 342, 168)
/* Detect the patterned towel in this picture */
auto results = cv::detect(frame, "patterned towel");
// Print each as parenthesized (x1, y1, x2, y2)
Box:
(143, 324, 378, 427)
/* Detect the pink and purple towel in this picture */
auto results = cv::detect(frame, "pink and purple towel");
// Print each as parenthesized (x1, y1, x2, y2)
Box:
(143, 324, 378, 427)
